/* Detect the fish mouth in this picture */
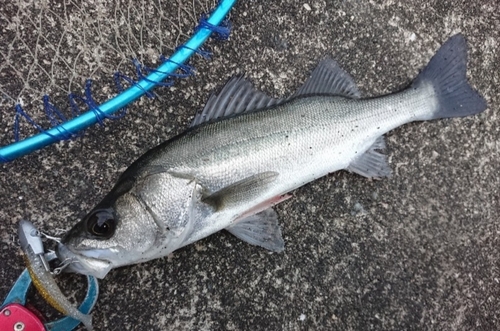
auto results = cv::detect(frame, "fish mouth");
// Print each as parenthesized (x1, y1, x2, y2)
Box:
(56, 243, 113, 279)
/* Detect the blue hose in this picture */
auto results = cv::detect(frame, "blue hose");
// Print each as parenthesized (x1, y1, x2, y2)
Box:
(0, 0, 237, 163)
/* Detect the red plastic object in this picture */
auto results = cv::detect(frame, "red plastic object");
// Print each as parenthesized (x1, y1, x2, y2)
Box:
(0, 303, 45, 331)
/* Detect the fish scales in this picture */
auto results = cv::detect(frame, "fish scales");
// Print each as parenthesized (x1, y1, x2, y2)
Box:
(55, 34, 486, 279)
(149, 88, 433, 191)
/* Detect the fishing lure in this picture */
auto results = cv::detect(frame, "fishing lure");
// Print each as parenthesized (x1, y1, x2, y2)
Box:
(17, 220, 96, 330)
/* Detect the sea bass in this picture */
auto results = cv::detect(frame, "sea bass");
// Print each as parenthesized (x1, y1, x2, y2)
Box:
(57, 34, 486, 279)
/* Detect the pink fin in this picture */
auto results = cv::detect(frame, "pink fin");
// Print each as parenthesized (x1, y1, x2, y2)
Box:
(235, 194, 292, 222)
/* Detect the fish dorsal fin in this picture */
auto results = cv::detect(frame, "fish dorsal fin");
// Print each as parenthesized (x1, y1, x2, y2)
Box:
(293, 57, 361, 98)
(190, 76, 283, 127)
(190, 58, 359, 127)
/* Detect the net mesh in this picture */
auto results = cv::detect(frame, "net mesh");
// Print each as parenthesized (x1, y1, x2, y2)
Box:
(0, 0, 218, 145)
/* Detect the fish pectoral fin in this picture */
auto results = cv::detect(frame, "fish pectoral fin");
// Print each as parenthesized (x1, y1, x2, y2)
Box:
(202, 171, 279, 211)
(347, 136, 392, 179)
(226, 208, 284, 252)
(190, 75, 283, 127)
(292, 57, 361, 99)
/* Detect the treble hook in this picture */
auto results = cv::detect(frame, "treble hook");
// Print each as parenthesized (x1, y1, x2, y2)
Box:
(52, 258, 75, 275)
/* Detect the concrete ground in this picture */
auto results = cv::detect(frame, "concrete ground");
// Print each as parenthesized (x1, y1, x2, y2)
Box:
(1, 1, 499, 330)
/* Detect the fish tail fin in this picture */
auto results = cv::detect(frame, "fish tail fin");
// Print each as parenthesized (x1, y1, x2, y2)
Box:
(412, 34, 487, 120)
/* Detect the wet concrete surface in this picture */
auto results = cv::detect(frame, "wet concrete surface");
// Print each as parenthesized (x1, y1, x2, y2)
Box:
(1, 1, 499, 330)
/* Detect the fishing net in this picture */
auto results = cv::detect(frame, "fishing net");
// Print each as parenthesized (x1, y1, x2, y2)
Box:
(0, 0, 233, 161)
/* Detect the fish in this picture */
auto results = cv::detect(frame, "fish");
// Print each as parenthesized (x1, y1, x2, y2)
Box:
(18, 220, 94, 330)
(56, 34, 486, 279)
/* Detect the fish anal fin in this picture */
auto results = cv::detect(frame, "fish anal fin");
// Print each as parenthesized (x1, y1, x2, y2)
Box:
(226, 194, 291, 252)
(227, 208, 284, 252)
(347, 136, 392, 179)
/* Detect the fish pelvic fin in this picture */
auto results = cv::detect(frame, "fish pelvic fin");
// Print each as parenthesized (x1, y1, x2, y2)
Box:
(412, 34, 487, 120)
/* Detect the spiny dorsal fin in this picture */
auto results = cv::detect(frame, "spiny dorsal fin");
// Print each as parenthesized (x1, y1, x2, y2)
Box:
(190, 76, 283, 127)
(190, 58, 360, 127)
(293, 57, 361, 98)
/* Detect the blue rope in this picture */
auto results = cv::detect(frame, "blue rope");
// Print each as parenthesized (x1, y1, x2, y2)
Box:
(113, 72, 155, 99)
(132, 59, 175, 87)
(14, 104, 60, 142)
(176, 45, 212, 59)
(43, 96, 68, 127)
(14, 104, 45, 142)
(42, 96, 73, 140)
(158, 56, 195, 78)
(197, 15, 231, 40)
(0, 154, 10, 162)
(0, 0, 237, 163)
(83, 79, 128, 125)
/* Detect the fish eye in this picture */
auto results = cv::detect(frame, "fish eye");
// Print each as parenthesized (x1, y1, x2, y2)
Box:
(86, 210, 116, 239)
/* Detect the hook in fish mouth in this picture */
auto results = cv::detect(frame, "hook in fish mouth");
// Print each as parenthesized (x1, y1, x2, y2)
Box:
(40, 231, 63, 244)
(56, 243, 113, 279)
(51, 256, 77, 275)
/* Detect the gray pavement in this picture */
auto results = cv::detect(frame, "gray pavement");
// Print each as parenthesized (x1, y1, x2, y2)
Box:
(1, 1, 499, 330)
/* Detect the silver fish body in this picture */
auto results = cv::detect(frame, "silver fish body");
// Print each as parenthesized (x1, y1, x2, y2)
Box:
(147, 89, 434, 244)
(57, 34, 486, 279)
